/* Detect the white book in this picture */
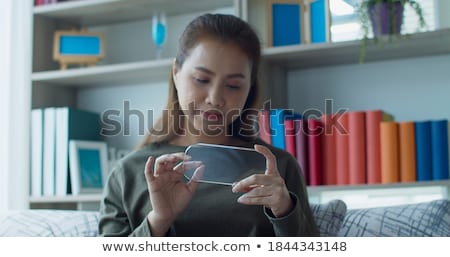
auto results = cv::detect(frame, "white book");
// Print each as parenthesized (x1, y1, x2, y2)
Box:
(42, 107, 56, 196)
(55, 107, 69, 196)
(31, 109, 44, 197)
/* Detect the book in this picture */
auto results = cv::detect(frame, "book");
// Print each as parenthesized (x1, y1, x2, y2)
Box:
(398, 122, 416, 182)
(310, 0, 330, 43)
(347, 111, 366, 184)
(380, 122, 399, 183)
(320, 113, 336, 185)
(415, 121, 433, 181)
(365, 110, 394, 184)
(284, 118, 296, 157)
(294, 119, 308, 182)
(430, 119, 449, 180)
(307, 119, 322, 186)
(335, 112, 349, 185)
(31, 109, 44, 197)
(258, 110, 272, 144)
(270, 109, 289, 150)
(270, 2, 302, 46)
(284, 113, 302, 157)
(42, 107, 56, 196)
(54, 107, 101, 196)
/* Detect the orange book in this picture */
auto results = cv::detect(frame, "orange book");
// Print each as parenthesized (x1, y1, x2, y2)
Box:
(321, 114, 336, 185)
(380, 122, 399, 183)
(365, 110, 394, 184)
(348, 111, 366, 184)
(398, 122, 416, 182)
(335, 112, 349, 185)
(258, 110, 271, 144)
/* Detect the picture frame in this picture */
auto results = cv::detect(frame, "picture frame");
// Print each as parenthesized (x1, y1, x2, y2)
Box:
(53, 29, 105, 70)
(69, 140, 108, 195)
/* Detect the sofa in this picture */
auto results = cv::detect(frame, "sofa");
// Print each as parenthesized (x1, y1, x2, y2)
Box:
(1, 199, 449, 237)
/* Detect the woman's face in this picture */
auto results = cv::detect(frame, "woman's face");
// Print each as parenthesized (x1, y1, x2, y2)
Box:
(173, 37, 252, 138)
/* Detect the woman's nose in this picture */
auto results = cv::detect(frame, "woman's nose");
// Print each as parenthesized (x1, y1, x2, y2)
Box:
(206, 85, 224, 107)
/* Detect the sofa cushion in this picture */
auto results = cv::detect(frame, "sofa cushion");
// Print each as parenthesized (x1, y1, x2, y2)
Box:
(310, 199, 347, 236)
(0, 210, 99, 236)
(337, 199, 450, 236)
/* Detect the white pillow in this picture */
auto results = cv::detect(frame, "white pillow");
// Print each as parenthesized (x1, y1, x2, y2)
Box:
(337, 199, 450, 236)
(310, 199, 347, 237)
(0, 210, 99, 237)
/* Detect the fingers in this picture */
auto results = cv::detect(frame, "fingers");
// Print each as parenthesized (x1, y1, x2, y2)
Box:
(186, 164, 205, 192)
(144, 156, 155, 182)
(153, 152, 189, 176)
(173, 160, 203, 175)
(254, 144, 278, 175)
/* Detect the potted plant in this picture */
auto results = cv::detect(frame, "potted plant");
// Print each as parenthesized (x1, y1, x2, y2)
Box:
(356, 0, 426, 62)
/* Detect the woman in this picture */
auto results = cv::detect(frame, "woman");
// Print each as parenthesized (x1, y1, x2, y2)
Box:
(99, 13, 318, 236)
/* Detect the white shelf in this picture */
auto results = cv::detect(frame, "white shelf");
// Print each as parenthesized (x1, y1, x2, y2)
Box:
(307, 180, 450, 195)
(263, 28, 450, 69)
(32, 59, 172, 87)
(33, 0, 234, 26)
(30, 194, 102, 204)
(32, 28, 450, 88)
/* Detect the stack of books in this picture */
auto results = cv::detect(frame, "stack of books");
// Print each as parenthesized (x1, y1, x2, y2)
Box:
(30, 107, 101, 197)
(259, 109, 450, 186)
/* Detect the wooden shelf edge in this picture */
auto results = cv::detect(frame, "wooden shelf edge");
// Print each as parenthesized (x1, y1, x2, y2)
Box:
(30, 194, 103, 203)
(262, 28, 450, 69)
(32, 59, 173, 87)
(307, 180, 450, 195)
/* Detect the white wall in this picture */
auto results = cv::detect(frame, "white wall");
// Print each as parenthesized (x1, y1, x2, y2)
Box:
(77, 82, 168, 151)
(79, 7, 235, 152)
(288, 53, 450, 122)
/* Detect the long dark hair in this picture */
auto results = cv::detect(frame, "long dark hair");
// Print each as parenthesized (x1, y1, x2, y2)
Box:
(139, 13, 262, 147)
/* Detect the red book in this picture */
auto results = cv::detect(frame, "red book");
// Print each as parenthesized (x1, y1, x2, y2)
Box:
(294, 119, 308, 182)
(258, 110, 271, 144)
(365, 110, 394, 184)
(348, 111, 366, 184)
(284, 119, 296, 157)
(35, 0, 45, 6)
(321, 114, 336, 185)
(335, 112, 349, 185)
(307, 119, 323, 186)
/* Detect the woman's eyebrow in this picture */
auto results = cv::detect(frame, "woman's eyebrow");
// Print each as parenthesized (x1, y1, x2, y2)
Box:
(194, 66, 246, 79)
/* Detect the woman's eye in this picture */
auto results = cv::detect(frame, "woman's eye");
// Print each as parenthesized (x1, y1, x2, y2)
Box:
(227, 85, 241, 90)
(193, 77, 209, 84)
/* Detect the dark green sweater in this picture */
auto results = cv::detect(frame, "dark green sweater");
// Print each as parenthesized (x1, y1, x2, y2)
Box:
(98, 140, 318, 236)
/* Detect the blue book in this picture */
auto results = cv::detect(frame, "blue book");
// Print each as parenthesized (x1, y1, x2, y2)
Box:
(431, 120, 449, 180)
(415, 121, 433, 181)
(272, 3, 301, 46)
(310, 0, 328, 43)
(270, 109, 288, 149)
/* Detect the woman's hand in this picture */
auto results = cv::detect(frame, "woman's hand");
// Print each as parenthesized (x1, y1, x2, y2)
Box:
(144, 153, 204, 236)
(232, 145, 293, 218)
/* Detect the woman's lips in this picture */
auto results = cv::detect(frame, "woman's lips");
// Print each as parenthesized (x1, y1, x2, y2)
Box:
(202, 111, 222, 121)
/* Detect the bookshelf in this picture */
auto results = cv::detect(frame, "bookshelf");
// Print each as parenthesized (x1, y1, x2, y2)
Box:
(29, 0, 450, 210)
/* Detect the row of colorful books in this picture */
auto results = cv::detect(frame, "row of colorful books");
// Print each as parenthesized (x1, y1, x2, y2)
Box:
(30, 107, 101, 197)
(258, 109, 450, 186)
(35, 0, 58, 6)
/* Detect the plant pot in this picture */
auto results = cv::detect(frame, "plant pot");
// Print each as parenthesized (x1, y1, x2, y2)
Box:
(368, 1, 404, 37)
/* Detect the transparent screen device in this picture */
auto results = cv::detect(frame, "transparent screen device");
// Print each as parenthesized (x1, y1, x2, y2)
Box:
(183, 143, 266, 186)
